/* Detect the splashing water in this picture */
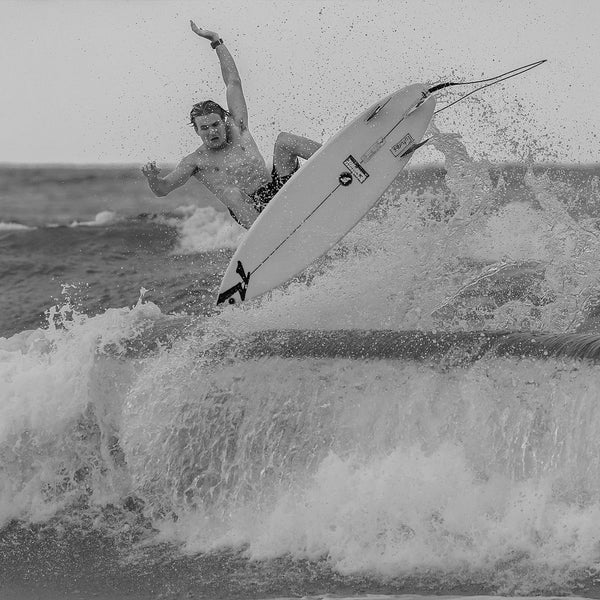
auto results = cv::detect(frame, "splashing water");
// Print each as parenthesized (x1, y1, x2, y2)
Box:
(210, 127, 600, 336)
(2, 128, 600, 597)
(174, 206, 245, 254)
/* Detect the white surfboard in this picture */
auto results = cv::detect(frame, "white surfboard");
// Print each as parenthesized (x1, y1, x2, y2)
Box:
(217, 83, 436, 306)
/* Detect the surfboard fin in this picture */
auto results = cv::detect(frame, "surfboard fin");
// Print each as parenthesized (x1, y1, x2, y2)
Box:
(399, 137, 431, 158)
(365, 98, 392, 122)
(367, 91, 430, 124)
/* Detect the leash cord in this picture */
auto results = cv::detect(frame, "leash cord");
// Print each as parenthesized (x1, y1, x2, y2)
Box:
(430, 59, 547, 115)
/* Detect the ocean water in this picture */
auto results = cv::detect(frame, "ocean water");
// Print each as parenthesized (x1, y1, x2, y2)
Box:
(2, 136, 600, 600)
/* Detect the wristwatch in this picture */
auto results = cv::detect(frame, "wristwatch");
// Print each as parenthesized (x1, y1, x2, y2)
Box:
(211, 38, 224, 49)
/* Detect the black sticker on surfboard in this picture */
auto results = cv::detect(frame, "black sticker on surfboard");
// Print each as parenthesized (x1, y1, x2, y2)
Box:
(217, 261, 251, 305)
(339, 172, 353, 186)
(390, 133, 415, 157)
(342, 155, 369, 184)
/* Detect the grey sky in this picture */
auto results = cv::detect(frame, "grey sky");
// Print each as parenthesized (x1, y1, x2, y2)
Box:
(2, 0, 598, 164)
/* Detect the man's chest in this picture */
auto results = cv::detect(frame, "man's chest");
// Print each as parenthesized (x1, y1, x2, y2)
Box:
(194, 143, 266, 187)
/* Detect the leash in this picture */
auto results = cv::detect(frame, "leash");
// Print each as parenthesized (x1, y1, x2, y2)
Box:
(429, 59, 547, 114)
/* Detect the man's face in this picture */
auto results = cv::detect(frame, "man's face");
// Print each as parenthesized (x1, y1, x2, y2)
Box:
(195, 113, 227, 149)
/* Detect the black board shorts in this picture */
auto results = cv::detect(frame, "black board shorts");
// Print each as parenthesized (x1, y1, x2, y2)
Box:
(228, 163, 298, 227)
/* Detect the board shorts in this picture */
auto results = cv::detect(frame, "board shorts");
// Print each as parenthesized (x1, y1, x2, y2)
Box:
(228, 162, 298, 227)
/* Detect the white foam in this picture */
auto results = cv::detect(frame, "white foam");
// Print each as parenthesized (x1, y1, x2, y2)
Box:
(0, 297, 166, 524)
(69, 210, 119, 227)
(122, 348, 600, 591)
(174, 205, 245, 254)
(2, 124, 599, 592)
(0, 221, 35, 231)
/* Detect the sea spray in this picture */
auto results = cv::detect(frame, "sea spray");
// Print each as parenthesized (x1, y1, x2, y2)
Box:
(174, 206, 245, 254)
(0, 292, 171, 525)
(118, 342, 600, 592)
(2, 144, 600, 596)
(207, 133, 598, 335)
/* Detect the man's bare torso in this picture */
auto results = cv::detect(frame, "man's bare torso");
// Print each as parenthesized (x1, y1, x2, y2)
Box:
(190, 125, 270, 197)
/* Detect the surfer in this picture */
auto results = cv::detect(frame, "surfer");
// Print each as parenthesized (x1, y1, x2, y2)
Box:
(142, 21, 321, 228)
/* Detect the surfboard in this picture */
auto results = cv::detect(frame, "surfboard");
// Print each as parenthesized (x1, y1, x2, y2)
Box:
(217, 83, 436, 306)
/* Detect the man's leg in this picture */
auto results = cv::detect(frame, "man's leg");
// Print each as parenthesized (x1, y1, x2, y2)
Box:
(273, 132, 321, 177)
(220, 186, 259, 229)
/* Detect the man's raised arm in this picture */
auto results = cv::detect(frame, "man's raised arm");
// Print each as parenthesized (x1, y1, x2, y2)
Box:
(190, 21, 249, 130)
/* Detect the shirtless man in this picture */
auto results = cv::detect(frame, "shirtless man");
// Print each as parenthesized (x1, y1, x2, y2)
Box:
(142, 21, 321, 229)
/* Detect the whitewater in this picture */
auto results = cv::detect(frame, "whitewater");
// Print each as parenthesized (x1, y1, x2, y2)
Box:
(1, 130, 600, 599)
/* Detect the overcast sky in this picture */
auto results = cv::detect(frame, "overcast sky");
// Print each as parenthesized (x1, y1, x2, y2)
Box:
(2, 0, 598, 164)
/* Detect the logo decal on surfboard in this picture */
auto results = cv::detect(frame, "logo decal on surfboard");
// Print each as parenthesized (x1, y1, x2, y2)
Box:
(217, 261, 251, 305)
(390, 134, 415, 157)
(343, 155, 369, 184)
(339, 172, 353, 186)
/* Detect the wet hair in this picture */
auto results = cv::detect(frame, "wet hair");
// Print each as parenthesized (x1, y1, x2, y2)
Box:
(189, 100, 231, 132)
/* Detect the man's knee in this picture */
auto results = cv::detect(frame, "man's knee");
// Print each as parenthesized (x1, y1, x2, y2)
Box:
(220, 186, 246, 213)
(275, 132, 296, 153)
(274, 133, 302, 175)
(220, 186, 258, 228)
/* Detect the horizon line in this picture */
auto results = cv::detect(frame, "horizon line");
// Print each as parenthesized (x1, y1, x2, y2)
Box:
(1, 160, 599, 169)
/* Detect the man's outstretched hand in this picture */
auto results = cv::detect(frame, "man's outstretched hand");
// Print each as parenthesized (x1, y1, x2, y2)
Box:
(190, 21, 219, 43)
(141, 161, 160, 181)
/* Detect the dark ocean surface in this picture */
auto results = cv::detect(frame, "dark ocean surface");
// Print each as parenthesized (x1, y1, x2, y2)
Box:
(2, 138, 600, 599)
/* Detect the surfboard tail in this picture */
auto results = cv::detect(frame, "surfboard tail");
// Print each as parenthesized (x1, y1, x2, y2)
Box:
(217, 261, 251, 305)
